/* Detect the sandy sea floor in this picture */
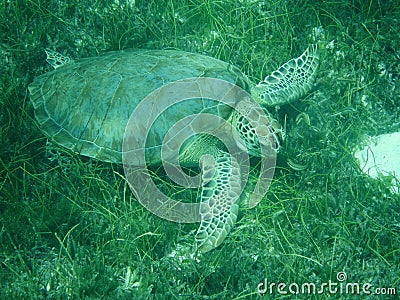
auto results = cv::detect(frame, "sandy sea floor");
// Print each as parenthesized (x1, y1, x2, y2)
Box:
(1, 1, 399, 299)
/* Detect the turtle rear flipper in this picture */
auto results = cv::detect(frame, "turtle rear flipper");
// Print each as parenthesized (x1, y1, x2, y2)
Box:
(45, 49, 74, 69)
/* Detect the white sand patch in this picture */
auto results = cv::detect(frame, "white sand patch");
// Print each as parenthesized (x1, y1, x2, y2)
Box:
(354, 132, 400, 193)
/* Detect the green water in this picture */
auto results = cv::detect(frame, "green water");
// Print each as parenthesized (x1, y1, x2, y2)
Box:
(0, 0, 399, 298)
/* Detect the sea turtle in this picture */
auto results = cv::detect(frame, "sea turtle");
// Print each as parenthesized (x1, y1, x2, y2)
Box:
(29, 46, 319, 252)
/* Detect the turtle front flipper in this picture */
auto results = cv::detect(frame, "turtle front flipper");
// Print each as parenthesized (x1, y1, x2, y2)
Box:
(195, 151, 242, 252)
(251, 45, 319, 106)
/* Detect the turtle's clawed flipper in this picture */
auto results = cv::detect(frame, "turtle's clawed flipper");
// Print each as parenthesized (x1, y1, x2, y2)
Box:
(195, 151, 242, 252)
(251, 44, 319, 106)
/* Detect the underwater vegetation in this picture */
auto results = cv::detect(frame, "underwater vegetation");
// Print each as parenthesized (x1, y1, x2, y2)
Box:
(1, 0, 399, 298)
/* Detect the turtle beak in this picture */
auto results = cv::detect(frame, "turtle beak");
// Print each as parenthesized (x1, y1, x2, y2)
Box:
(269, 118, 285, 149)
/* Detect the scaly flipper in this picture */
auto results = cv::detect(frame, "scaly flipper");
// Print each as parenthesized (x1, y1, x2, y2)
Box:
(44, 49, 74, 69)
(195, 151, 241, 252)
(194, 100, 279, 252)
(251, 44, 319, 106)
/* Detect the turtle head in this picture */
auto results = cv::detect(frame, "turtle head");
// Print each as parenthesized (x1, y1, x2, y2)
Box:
(232, 98, 281, 157)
